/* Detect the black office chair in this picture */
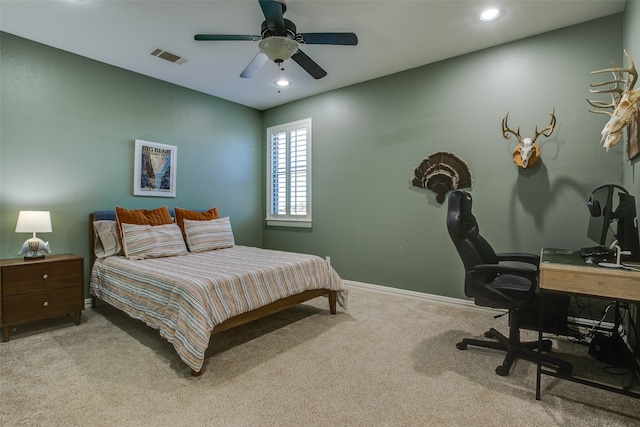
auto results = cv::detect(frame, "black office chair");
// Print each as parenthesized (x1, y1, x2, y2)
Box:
(446, 190, 572, 376)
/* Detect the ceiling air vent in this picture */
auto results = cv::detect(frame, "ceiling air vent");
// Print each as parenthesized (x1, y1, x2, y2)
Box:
(150, 48, 188, 65)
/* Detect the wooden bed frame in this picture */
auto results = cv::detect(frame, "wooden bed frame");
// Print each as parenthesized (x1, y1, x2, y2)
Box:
(89, 212, 337, 376)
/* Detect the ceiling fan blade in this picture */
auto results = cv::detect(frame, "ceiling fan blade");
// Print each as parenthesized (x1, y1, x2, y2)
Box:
(298, 33, 358, 46)
(259, 0, 286, 34)
(240, 52, 269, 78)
(291, 49, 327, 79)
(195, 34, 259, 41)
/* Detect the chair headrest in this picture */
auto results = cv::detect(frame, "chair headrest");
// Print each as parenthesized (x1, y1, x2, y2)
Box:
(447, 190, 477, 238)
(448, 190, 471, 212)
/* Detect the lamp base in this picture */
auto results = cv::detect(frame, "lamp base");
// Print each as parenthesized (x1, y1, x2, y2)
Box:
(18, 237, 52, 259)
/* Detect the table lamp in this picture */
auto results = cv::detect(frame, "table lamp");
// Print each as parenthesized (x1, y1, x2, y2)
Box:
(15, 211, 52, 260)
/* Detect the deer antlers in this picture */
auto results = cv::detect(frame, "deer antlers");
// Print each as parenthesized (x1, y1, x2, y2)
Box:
(501, 109, 556, 168)
(502, 109, 556, 144)
(587, 50, 640, 151)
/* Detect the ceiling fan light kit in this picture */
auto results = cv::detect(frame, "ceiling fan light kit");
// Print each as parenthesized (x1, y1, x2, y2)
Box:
(259, 36, 297, 63)
(195, 0, 357, 80)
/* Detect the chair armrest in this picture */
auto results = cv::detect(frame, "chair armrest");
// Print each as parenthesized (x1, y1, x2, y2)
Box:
(468, 264, 538, 307)
(471, 264, 538, 281)
(496, 252, 540, 268)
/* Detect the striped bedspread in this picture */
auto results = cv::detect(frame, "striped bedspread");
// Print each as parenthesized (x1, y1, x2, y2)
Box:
(90, 246, 345, 372)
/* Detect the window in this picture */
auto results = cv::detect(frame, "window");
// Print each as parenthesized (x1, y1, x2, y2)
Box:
(266, 118, 312, 228)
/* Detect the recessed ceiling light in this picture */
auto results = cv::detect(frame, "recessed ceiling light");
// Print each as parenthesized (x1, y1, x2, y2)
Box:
(480, 8, 500, 22)
(276, 79, 290, 87)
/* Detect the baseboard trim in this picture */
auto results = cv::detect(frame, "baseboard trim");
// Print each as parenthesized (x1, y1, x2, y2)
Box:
(343, 279, 503, 315)
(343, 279, 616, 332)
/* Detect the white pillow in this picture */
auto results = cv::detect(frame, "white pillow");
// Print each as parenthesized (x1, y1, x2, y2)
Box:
(93, 220, 121, 258)
(121, 223, 188, 260)
(183, 217, 235, 253)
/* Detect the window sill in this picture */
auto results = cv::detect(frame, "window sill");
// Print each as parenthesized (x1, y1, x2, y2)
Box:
(266, 219, 312, 228)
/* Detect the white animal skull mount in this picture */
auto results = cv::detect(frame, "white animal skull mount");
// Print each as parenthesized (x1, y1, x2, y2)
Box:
(501, 109, 556, 168)
(587, 50, 640, 151)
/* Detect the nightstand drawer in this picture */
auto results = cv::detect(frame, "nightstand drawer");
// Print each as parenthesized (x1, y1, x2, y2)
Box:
(1, 259, 82, 295)
(3, 287, 83, 324)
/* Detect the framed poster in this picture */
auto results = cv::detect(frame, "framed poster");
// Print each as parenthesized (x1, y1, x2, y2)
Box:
(133, 139, 177, 197)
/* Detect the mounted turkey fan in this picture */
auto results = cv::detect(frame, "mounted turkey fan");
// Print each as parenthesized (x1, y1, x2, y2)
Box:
(194, 0, 358, 79)
(412, 152, 473, 204)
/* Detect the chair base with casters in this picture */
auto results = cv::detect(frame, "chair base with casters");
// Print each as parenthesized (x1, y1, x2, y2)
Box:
(456, 308, 572, 376)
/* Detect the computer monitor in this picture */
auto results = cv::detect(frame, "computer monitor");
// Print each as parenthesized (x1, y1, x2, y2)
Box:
(587, 185, 640, 261)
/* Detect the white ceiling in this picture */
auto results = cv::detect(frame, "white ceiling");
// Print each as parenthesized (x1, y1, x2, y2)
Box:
(0, 0, 627, 110)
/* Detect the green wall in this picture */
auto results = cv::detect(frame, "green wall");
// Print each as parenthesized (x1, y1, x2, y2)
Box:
(262, 14, 631, 299)
(1, 12, 636, 302)
(0, 32, 264, 288)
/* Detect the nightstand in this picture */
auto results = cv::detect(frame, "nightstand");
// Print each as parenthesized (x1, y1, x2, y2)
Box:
(0, 254, 84, 342)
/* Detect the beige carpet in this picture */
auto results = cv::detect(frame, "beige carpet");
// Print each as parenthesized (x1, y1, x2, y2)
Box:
(1, 287, 639, 426)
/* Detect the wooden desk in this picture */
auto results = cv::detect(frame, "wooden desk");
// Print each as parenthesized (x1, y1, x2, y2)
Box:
(536, 248, 640, 400)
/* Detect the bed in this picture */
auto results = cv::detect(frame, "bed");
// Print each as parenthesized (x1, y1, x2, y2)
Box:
(89, 208, 346, 376)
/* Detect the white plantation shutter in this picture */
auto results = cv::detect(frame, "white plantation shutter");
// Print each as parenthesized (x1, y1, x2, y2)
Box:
(267, 118, 312, 227)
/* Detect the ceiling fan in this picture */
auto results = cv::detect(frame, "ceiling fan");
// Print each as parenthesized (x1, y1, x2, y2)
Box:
(194, 0, 358, 79)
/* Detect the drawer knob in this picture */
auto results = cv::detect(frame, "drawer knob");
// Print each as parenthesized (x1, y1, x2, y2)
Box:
(43, 301, 49, 307)
(42, 274, 48, 280)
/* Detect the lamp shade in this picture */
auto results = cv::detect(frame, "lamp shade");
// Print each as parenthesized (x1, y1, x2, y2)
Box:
(15, 211, 52, 233)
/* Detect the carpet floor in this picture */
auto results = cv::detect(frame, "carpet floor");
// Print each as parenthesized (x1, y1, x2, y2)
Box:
(1, 286, 639, 426)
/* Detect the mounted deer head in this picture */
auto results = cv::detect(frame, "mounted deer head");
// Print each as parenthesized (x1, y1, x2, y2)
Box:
(501, 108, 556, 168)
(587, 50, 640, 151)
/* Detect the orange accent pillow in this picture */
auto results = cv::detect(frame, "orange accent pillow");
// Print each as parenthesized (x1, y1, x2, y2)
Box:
(115, 206, 173, 256)
(174, 207, 219, 239)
